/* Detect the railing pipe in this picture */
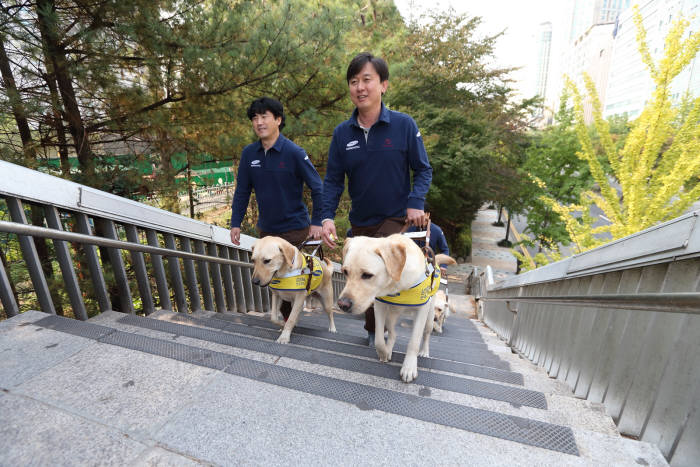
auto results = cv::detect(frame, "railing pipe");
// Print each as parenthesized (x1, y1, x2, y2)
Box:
(0, 220, 253, 268)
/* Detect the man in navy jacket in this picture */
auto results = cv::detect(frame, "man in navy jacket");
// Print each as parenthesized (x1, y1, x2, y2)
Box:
(321, 53, 432, 345)
(230, 97, 323, 318)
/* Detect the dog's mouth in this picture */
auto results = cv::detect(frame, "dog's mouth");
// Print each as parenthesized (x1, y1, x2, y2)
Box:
(254, 269, 277, 288)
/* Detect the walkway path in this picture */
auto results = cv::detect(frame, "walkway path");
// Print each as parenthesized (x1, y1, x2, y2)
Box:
(469, 206, 519, 281)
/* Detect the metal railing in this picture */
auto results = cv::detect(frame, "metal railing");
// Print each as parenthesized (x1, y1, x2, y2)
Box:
(0, 161, 345, 320)
(470, 211, 700, 466)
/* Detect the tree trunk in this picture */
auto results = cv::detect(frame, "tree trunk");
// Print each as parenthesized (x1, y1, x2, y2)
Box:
(0, 34, 38, 167)
(36, 0, 95, 176)
(43, 71, 71, 177)
(187, 158, 195, 218)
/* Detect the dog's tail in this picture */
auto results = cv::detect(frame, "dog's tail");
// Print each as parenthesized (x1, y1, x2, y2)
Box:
(435, 254, 457, 266)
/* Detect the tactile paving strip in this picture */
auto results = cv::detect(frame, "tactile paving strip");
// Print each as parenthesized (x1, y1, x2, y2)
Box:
(32, 315, 578, 456)
(171, 313, 523, 385)
(114, 314, 541, 407)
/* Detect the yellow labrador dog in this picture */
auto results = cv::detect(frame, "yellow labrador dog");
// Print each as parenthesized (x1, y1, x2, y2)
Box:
(432, 289, 455, 334)
(337, 234, 438, 383)
(251, 236, 336, 344)
(433, 254, 456, 334)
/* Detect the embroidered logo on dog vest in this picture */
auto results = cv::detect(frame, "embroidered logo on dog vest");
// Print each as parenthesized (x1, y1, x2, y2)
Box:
(376, 264, 440, 306)
(269, 256, 323, 294)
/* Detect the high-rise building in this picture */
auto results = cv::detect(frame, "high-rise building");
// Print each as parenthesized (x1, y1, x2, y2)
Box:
(536, 22, 553, 99)
(565, 0, 631, 45)
(604, 0, 700, 119)
(549, 0, 631, 123)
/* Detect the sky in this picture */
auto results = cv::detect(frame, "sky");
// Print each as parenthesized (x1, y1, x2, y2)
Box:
(394, 0, 565, 98)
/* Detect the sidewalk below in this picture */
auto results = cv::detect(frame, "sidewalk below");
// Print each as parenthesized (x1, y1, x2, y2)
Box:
(470, 206, 518, 281)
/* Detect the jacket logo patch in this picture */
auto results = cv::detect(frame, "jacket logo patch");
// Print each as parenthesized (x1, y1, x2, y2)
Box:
(383, 138, 393, 148)
(346, 140, 360, 150)
(251, 159, 261, 167)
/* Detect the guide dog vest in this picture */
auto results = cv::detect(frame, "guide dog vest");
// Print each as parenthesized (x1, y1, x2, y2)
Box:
(377, 263, 440, 306)
(269, 255, 323, 294)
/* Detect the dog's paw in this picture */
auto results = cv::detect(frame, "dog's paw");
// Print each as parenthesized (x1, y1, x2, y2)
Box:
(376, 347, 391, 362)
(418, 349, 430, 358)
(271, 319, 285, 328)
(328, 324, 337, 333)
(400, 360, 419, 383)
(276, 333, 291, 344)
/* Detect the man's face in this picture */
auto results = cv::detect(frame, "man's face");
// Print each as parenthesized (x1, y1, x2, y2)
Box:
(348, 62, 388, 114)
(251, 111, 281, 141)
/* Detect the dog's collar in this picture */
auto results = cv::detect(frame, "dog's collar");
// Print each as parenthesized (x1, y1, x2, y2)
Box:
(275, 252, 307, 278)
(376, 263, 440, 306)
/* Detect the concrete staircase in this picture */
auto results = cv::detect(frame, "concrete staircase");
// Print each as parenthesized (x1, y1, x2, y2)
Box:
(0, 298, 667, 465)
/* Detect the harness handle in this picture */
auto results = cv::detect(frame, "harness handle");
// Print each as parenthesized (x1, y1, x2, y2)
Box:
(296, 238, 324, 294)
(297, 238, 324, 261)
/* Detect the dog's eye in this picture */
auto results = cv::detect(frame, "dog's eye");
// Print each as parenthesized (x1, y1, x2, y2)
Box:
(361, 272, 374, 280)
(263, 259, 271, 264)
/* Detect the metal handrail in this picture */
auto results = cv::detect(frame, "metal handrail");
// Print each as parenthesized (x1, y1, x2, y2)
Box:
(0, 220, 253, 269)
(483, 293, 700, 314)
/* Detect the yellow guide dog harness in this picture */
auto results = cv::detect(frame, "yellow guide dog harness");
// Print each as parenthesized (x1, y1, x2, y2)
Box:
(377, 263, 441, 307)
(269, 255, 323, 294)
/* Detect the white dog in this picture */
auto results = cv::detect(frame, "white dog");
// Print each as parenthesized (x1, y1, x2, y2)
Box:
(251, 236, 336, 344)
(337, 234, 438, 383)
(433, 254, 456, 334)
(432, 289, 455, 333)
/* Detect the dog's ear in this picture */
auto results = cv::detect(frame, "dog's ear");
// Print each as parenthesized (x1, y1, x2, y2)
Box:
(279, 240, 297, 268)
(342, 237, 352, 259)
(374, 241, 406, 283)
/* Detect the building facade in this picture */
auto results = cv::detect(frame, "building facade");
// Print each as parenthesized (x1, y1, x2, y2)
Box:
(603, 0, 700, 119)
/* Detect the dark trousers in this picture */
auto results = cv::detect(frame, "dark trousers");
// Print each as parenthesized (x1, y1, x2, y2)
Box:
(350, 217, 406, 333)
(259, 226, 310, 320)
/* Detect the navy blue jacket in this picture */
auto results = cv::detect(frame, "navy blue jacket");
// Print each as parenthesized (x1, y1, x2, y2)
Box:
(230, 134, 322, 233)
(322, 104, 432, 226)
(407, 223, 450, 256)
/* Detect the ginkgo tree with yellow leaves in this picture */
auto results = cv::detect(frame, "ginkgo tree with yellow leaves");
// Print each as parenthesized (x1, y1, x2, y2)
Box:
(538, 6, 700, 257)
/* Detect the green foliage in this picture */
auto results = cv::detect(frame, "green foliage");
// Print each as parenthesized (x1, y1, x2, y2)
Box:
(519, 91, 591, 249)
(540, 7, 700, 255)
(2, 0, 536, 272)
(388, 9, 536, 257)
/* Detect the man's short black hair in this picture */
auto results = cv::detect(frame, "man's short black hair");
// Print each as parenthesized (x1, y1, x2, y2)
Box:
(346, 52, 389, 83)
(247, 97, 285, 130)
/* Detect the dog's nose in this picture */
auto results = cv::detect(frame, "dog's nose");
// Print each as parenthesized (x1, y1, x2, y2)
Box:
(337, 296, 353, 312)
(252, 277, 261, 286)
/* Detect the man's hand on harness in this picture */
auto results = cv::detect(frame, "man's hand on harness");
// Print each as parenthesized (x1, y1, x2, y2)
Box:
(406, 208, 428, 228)
(309, 224, 322, 241)
(321, 219, 338, 248)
